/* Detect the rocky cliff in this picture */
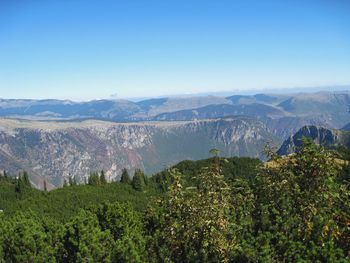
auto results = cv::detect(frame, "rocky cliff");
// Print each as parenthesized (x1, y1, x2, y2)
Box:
(0, 117, 277, 188)
(277, 125, 350, 156)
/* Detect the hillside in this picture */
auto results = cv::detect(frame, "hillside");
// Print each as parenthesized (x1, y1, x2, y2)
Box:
(0, 143, 349, 262)
(277, 125, 350, 155)
(0, 117, 276, 188)
(0, 156, 261, 220)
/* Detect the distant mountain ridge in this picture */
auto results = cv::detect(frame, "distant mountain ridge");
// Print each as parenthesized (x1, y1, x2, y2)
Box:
(1, 91, 349, 139)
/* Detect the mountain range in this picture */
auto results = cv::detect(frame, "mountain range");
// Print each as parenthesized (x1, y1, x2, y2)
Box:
(0, 90, 349, 188)
(2, 91, 349, 137)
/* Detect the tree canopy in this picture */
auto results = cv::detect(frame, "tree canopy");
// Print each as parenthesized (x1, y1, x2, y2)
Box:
(0, 142, 349, 262)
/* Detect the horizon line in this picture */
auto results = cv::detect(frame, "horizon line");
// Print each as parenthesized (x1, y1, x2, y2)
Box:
(0, 84, 349, 102)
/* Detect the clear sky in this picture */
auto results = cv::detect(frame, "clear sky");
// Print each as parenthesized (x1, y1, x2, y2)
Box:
(0, 0, 349, 100)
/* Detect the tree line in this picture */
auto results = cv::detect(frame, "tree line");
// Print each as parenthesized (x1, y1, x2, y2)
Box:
(60, 168, 148, 191)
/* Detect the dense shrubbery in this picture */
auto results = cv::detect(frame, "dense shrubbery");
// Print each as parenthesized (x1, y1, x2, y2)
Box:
(0, 139, 349, 262)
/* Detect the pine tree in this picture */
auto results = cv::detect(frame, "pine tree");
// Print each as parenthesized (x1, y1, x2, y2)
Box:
(73, 176, 77, 186)
(90, 202, 146, 262)
(88, 172, 100, 186)
(58, 210, 114, 262)
(15, 176, 23, 194)
(100, 170, 107, 185)
(68, 177, 73, 187)
(1, 212, 57, 262)
(120, 168, 131, 184)
(22, 171, 31, 187)
(15, 172, 31, 194)
(132, 169, 145, 191)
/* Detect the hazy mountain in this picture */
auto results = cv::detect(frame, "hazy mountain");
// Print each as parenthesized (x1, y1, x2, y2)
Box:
(0, 99, 141, 121)
(0, 117, 277, 188)
(134, 96, 232, 118)
(226, 93, 286, 105)
(151, 103, 285, 121)
(1, 91, 349, 138)
(277, 92, 350, 127)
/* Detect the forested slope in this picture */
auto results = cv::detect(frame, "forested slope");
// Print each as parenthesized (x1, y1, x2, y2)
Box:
(0, 143, 349, 262)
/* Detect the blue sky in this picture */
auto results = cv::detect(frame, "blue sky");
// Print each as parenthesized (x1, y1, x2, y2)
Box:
(0, 0, 349, 100)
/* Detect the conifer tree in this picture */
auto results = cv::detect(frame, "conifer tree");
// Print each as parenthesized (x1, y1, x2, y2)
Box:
(72, 176, 77, 186)
(1, 212, 57, 262)
(90, 202, 146, 262)
(120, 168, 131, 184)
(100, 170, 107, 185)
(15, 177, 23, 194)
(88, 172, 100, 186)
(43, 180, 47, 192)
(15, 172, 31, 194)
(68, 176, 73, 187)
(58, 210, 113, 262)
(132, 169, 145, 191)
(22, 171, 31, 187)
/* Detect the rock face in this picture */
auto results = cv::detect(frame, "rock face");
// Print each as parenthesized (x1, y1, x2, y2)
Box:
(277, 125, 350, 156)
(0, 117, 277, 188)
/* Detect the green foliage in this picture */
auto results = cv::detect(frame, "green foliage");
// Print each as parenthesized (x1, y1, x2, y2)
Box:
(132, 169, 146, 191)
(68, 176, 77, 186)
(88, 171, 108, 186)
(88, 172, 100, 186)
(43, 180, 47, 192)
(147, 163, 234, 262)
(209, 148, 220, 157)
(100, 170, 107, 184)
(0, 212, 57, 262)
(0, 176, 156, 222)
(120, 168, 131, 184)
(151, 156, 261, 191)
(22, 171, 31, 186)
(90, 202, 146, 262)
(14, 171, 32, 195)
(252, 137, 349, 261)
(58, 209, 114, 262)
(0, 151, 349, 262)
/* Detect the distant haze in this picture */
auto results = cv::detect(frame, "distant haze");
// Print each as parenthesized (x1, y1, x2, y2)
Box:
(124, 85, 350, 102)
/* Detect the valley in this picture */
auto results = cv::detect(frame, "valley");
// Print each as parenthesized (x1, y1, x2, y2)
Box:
(0, 117, 276, 188)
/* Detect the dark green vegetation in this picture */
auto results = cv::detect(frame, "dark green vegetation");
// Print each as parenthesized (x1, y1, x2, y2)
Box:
(0, 142, 349, 262)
